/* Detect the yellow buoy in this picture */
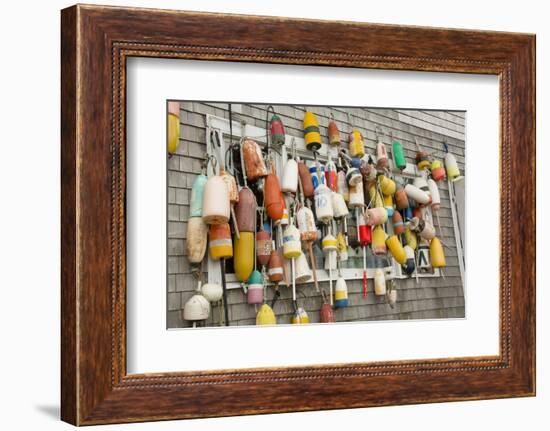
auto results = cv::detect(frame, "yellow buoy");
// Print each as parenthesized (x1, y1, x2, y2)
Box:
(167, 101, 180, 155)
(386, 235, 406, 264)
(368, 185, 384, 208)
(372, 226, 386, 255)
(405, 226, 417, 250)
(234, 232, 254, 282)
(303, 111, 322, 151)
(430, 237, 446, 268)
(379, 175, 396, 196)
(256, 303, 277, 325)
(348, 129, 365, 158)
(291, 307, 310, 324)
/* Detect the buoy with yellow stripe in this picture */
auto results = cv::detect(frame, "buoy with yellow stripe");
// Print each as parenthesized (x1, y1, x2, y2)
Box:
(415, 138, 431, 170)
(303, 111, 322, 151)
(334, 271, 349, 308)
(208, 223, 233, 260)
(383, 194, 394, 217)
(167, 101, 180, 156)
(431, 159, 446, 182)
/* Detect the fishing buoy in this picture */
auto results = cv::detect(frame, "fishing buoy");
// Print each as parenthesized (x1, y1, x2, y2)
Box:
(328, 116, 341, 146)
(234, 188, 256, 233)
(359, 159, 377, 186)
(346, 166, 362, 187)
(336, 232, 348, 262)
(431, 159, 446, 182)
(428, 179, 441, 211)
(208, 223, 233, 260)
(320, 302, 335, 323)
(219, 166, 240, 238)
(368, 184, 384, 208)
(404, 184, 430, 205)
(376, 141, 389, 169)
(403, 245, 416, 275)
(189, 173, 208, 218)
(332, 192, 349, 218)
(392, 211, 405, 235)
(374, 268, 386, 295)
(392, 138, 406, 170)
(269, 113, 286, 147)
(403, 207, 413, 221)
(405, 226, 417, 250)
(276, 193, 290, 226)
(296, 204, 319, 291)
(242, 139, 267, 182)
(334, 275, 349, 308)
(394, 189, 409, 210)
(183, 293, 210, 324)
(281, 158, 298, 193)
(291, 307, 310, 324)
(256, 303, 277, 325)
(412, 207, 423, 220)
(295, 251, 313, 283)
(264, 168, 284, 220)
(309, 164, 326, 190)
(247, 270, 264, 305)
(409, 217, 436, 240)
(358, 212, 371, 298)
(303, 111, 322, 151)
(365, 207, 388, 226)
(443, 142, 460, 179)
(430, 237, 446, 268)
(372, 226, 387, 255)
(267, 246, 285, 283)
(202, 175, 230, 225)
(314, 184, 334, 224)
(298, 160, 314, 199)
(349, 181, 365, 208)
(417, 241, 431, 269)
(386, 235, 406, 264)
(415, 139, 431, 170)
(325, 160, 338, 192)
(201, 283, 223, 303)
(349, 129, 365, 158)
(256, 230, 272, 267)
(323, 234, 338, 304)
(283, 224, 302, 259)
(296, 205, 317, 241)
(337, 170, 349, 201)
(413, 176, 430, 195)
(167, 101, 180, 156)
(387, 286, 398, 307)
(234, 232, 254, 282)
(383, 194, 394, 217)
(186, 217, 208, 263)
(379, 175, 396, 196)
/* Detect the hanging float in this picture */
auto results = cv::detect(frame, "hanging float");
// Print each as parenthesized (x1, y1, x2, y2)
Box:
(303, 111, 322, 151)
(167, 101, 180, 156)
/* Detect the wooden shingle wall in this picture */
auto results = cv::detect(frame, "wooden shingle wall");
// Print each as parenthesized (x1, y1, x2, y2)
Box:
(167, 103, 465, 328)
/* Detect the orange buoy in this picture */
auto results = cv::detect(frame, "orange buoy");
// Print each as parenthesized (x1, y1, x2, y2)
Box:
(208, 223, 233, 260)
(264, 167, 284, 221)
(395, 189, 409, 210)
(297, 160, 314, 199)
(328, 116, 341, 146)
(267, 246, 284, 283)
(242, 139, 267, 182)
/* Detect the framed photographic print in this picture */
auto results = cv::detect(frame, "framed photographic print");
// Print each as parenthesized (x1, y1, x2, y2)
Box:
(61, 4, 535, 425)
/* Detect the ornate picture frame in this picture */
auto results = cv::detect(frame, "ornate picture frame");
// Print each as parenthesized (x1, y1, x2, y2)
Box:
(61, 4, 535, 425)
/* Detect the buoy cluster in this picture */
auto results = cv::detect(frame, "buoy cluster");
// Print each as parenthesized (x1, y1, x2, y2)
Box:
(180, 107, 461, 327)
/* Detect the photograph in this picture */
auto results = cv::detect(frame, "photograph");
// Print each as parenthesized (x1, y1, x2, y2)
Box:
(167, 102, 466, 328)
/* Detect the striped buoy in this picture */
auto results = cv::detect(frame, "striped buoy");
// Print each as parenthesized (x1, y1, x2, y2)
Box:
(269, 113, 286, 147)
(383, 194, 394, 217)
(334, 276, 348, 308)
(431, 159, 446, 182)
(392, 211, 405, 235)
(303, 111, 322, 151)
(208, 223, 233, 260)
